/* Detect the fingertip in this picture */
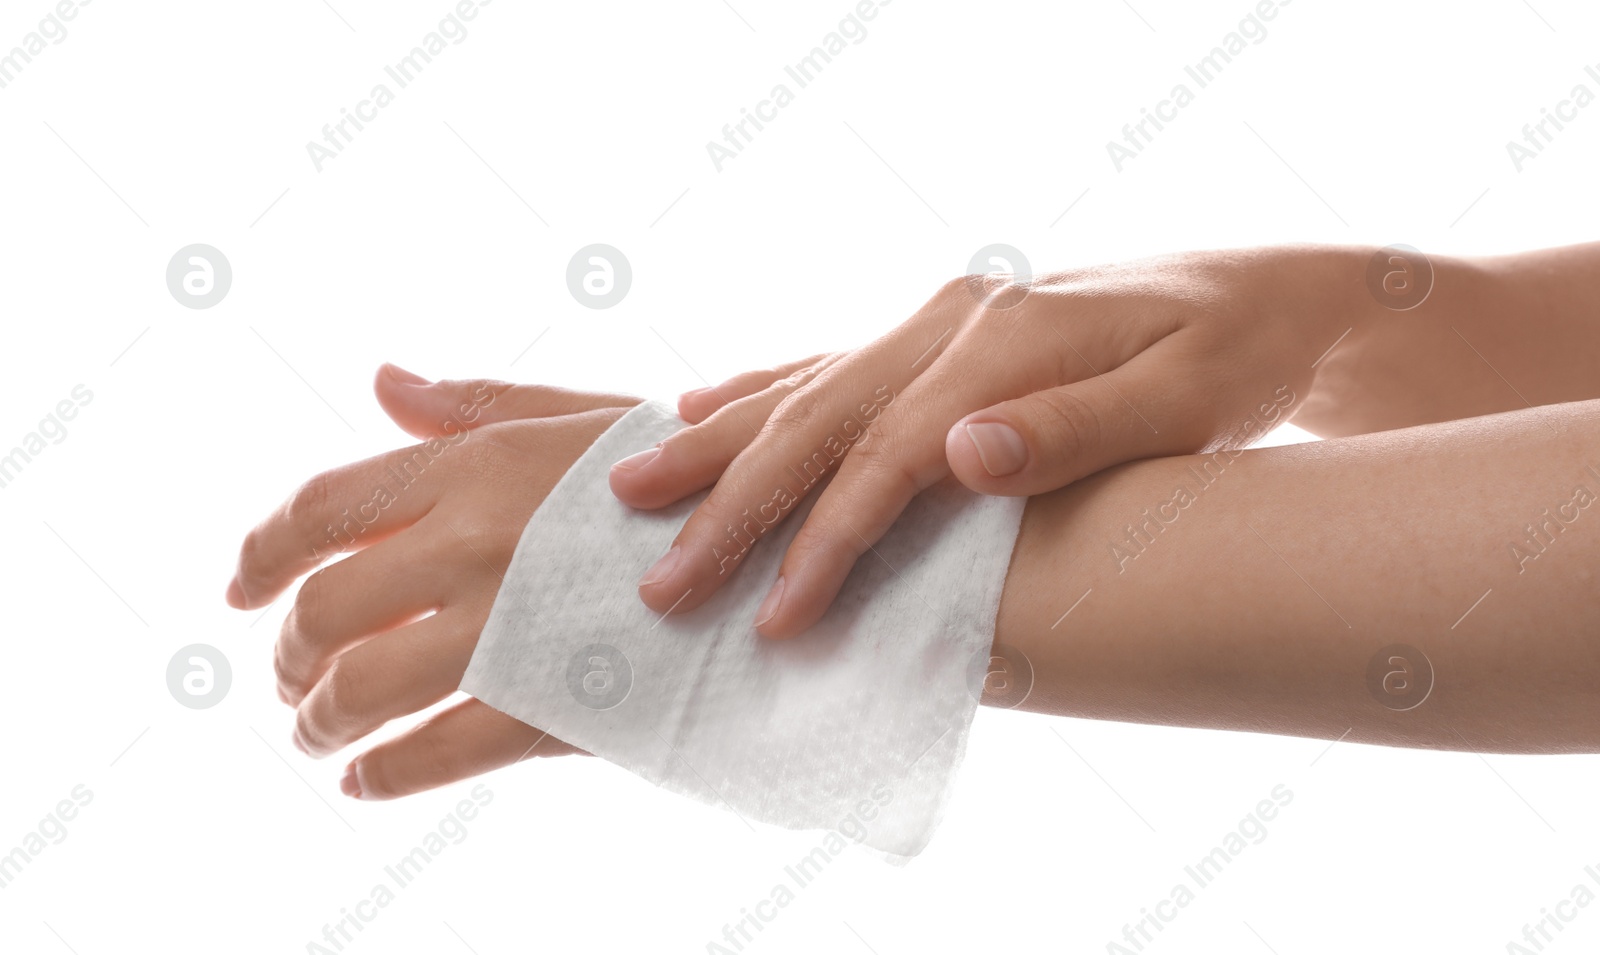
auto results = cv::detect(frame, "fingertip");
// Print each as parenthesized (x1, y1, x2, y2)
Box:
(608, 446, 661, 503)
(755, 608, 812, 640)
(609, 447, 700, 511)
(608, 464, 637, 503)
(946, 417, 1029, 495)
(962, 420, 1029, 477)
(607, 466, 657, 510)
(225, 576, 246, 609)
(638, 579, 694, 616)
(753, 575, 785, 633)
(752, 569, 836, 640)
(636, 544, 688, 614)
(380, 363, 431, 387)
(677, 386, 716, 424)
(354, 756, 396, 801)
(340, 760, 364, 799)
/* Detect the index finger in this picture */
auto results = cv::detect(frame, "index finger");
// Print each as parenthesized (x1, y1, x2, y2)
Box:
(225, 441, 454, 609)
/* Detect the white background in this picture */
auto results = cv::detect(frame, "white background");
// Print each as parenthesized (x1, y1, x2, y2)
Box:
(2, 0, 1599, 952)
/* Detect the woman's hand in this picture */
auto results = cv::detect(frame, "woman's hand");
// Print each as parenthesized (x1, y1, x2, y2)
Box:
(610, 246, 1363, 638)
(224, 364, 639, 799)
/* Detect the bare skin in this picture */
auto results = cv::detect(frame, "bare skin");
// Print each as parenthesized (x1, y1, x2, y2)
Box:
(610, 242, 1600, 638)
(1001, 397, 1600, 754)
(225, 368, 1600, 802)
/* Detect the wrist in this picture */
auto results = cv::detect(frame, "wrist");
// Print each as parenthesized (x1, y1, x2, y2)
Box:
(1279, 243, 1483, 436)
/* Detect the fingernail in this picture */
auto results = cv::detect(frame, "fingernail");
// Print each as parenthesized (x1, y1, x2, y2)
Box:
(641, 545, 681, 587)
(340, 761, 363, 799)
(291, 729, 310, 755)
(225, 576, 245, 609)
(965, 422, 1028, 477)
(755, 576, 785, 628)
(384, 363, 431, 387)
(612, 447, 661, 472)
(681, 386, 713, 403)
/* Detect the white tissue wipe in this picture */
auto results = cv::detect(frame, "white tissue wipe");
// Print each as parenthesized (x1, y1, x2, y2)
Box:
(460, 400, 1026, 858)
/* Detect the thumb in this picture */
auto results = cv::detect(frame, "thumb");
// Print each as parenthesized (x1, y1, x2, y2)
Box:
(945, 377, 1176, 496)
(373, 363, 640, 439)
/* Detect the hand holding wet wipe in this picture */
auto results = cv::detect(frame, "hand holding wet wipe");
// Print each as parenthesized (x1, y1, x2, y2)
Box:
(461, 400, 1025, 858)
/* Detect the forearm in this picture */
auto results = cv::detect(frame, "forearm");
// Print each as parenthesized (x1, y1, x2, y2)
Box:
(996, 397, 1600, 753)
(1290, 241, 1600, 436)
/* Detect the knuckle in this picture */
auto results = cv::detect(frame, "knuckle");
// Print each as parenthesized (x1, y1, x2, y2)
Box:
(272, 639, 301, 703)
(1032, 388, 1104, 455)
(449, 512, 494, 551)
(777, 359, 827, 392)
(288, 571, 328, 643)
(444, 515, 511, 571)
(286, 472, 332, 527)
(768, 385, 826, 436)
(357, 753, 398, 800)
(845, 424, 921, 499)
(294, 701, 326, 754)
(663, 417, 715, 458)
(315, 658, 364, 740)
(787, 519, 853, 573)
(727, 366, 785, 393)
(938, 274, 972, 300)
